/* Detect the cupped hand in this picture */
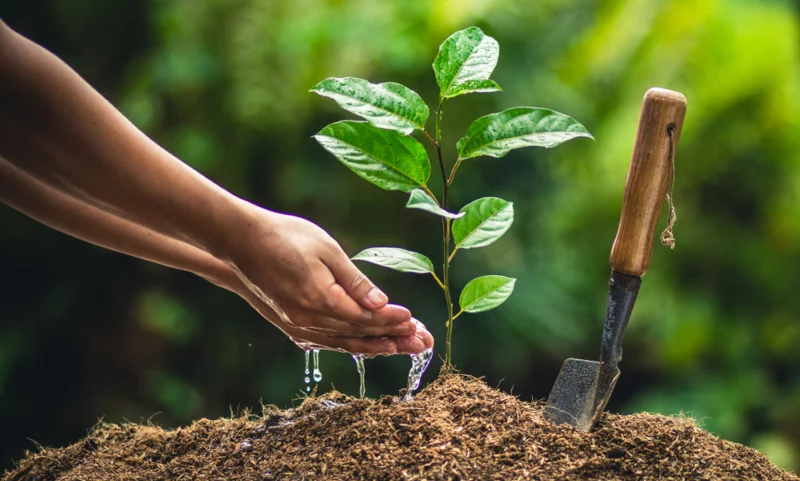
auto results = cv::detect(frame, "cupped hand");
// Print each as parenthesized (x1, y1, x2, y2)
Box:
(221, 206, 433, 355)
(239, 286, 434, 356)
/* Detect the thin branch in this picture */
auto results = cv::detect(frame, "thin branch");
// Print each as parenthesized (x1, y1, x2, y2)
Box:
(430, 272, 446, 290)
(422, 130, 438, 148)
(422, 185, 440, 205)
(447, 158, 463, 185)
(448, 246, 459, 263)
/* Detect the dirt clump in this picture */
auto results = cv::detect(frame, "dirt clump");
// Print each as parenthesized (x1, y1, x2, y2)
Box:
(4, 375, 796, 480)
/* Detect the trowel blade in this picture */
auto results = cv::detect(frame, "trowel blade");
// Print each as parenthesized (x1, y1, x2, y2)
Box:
(543, 358, 619, 432)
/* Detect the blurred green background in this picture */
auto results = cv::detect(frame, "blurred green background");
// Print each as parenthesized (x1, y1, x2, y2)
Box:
(1, 0, 799, 472)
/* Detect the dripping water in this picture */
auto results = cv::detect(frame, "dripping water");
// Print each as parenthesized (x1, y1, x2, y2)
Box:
(304, 349, 311, 392)
(352, 354, 365, 398)
(404, 348, 434, 401)
(312, 349, 322, 383)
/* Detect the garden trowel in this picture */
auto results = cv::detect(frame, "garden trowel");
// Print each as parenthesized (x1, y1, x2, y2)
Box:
(543, 88, 687, 432)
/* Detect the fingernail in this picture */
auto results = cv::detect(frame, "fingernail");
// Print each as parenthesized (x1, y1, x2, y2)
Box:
(366, 288, 387, 307)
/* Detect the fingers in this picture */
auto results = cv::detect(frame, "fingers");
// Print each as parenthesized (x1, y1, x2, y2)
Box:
(322, 282, 413, 327)
(247, 287, 431, 356)
(323, 247, 388, 311)
(239, 290, 405, 355)
(237, 272, 413, 337)
(395, 319, 434, 354)
(232, 252, 431, 356)
(339, 336, 399, 356)
(301, 314, 415, 338)
(247, 284, 429, 354)
(247, 283, 414, 337)
(371, 304, 414, 327)
(290, 332, 399, 356)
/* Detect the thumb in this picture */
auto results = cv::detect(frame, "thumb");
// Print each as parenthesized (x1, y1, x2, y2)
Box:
(326, 249, 388, 311)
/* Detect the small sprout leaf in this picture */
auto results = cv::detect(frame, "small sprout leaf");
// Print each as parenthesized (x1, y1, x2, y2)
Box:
(310, 77, 429, 134)
(352, 247, 435, 274)
(433, 27, 501, 100)
(314, 121, 430, 192)
(459, 275, 516, 313)
(452, 197, 514, 249)
(457, 107, 593, 160)
(406, 189, 464, 219)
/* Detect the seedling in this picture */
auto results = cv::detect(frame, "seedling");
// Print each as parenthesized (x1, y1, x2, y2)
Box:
(311, 27, 593, 370)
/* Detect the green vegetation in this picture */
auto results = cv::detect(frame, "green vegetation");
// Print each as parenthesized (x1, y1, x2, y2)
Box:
(312, 27, 592, 368)
(1, 0, 799, 471)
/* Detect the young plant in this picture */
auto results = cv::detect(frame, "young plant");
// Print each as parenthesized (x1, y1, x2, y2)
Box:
(311, 27, 592, 370)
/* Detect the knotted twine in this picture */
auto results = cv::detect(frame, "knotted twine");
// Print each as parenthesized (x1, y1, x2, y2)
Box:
(660, 124, 677, 249)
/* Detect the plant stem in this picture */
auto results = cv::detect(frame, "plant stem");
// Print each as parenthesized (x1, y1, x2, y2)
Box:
(435, 102, 455, 371)
(448, 246, 459, 263)
(422, 130, 437, 148)
(443, 219, 454, 371)
(447, 158, 463, 185)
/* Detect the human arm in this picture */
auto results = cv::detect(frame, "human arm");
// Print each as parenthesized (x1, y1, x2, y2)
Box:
(0, 21, 430, 353)
(0, 155, 432, 354)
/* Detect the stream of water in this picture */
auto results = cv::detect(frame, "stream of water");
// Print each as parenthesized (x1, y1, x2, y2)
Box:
(312, 349, 322, 383)
(404, 348, 434, 400)
(301, 346, 432, 400)
(303, 349, 311, 392)
(352, 354, 366, 398)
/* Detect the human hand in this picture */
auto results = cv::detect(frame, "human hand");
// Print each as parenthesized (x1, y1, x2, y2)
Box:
(221, 206, 433, 355)
(0, 24, 432, 356)
(232, 280, 434, 355)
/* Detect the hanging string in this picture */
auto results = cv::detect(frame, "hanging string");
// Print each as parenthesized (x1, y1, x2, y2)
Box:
(660, 124, 677, 249)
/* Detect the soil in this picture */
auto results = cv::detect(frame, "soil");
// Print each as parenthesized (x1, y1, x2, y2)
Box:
(4, 375, 797, 481)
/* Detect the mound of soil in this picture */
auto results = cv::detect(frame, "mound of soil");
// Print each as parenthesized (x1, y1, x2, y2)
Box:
(4, 375, 796, 480)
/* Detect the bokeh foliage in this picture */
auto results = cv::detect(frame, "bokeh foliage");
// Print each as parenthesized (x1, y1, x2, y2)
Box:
(1, 0, 799, 471)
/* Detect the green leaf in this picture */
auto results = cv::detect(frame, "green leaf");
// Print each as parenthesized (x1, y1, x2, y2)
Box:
(459, 275, 516, 313)
(314, 121, 430, 192)
(433, 27, 501, 100)
(452, 197, 514, 249)
(310, 77, 429, 135)
(444, 79, 502, 98)
(352, 247, 434, 274)
(406, 188, 464, 219)
(457, 107, 593, 160)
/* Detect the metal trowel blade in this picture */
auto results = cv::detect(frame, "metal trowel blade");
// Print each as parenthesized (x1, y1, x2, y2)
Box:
(543, 358, 619, 432)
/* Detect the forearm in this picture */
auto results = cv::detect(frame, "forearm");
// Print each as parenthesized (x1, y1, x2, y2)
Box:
(0, 156, 235, 288)
(0, 22, 431, 355)
(0, 20, 248, 259)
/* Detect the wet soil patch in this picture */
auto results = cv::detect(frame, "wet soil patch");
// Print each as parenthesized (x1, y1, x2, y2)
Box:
(4, 375, 796, 480)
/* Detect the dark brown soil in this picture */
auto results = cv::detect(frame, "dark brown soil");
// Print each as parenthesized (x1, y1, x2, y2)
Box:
(4, 375, 797, 480)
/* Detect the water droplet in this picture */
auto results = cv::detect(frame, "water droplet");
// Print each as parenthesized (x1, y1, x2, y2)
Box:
(303, 349, 311, 390)
(312, 349, 322, 383)
(352, 354, 366, 398)
(405, 348, 433, 401)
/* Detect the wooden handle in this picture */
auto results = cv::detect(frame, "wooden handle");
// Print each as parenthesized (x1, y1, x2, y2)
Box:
(610, 88, 687, 277)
